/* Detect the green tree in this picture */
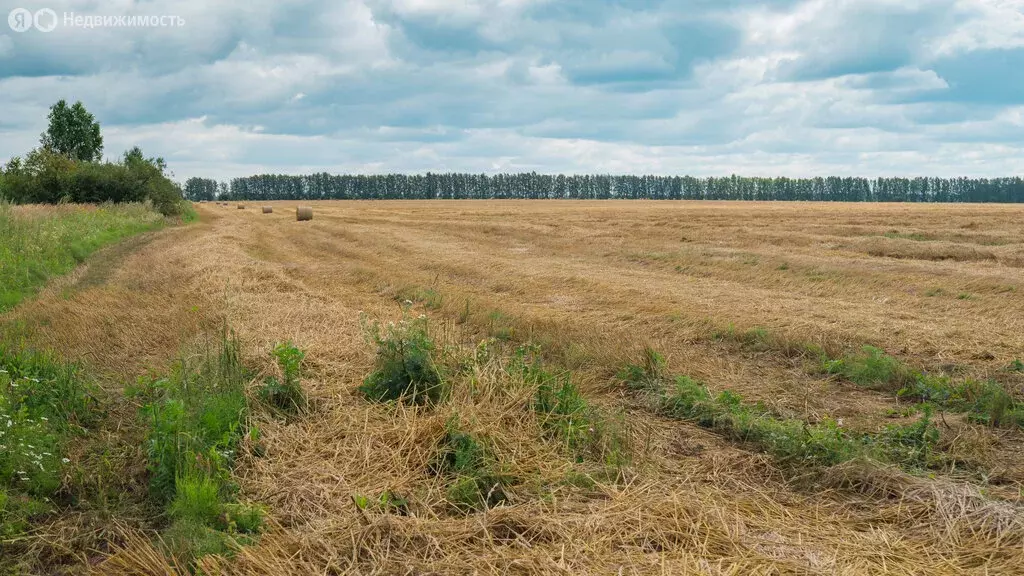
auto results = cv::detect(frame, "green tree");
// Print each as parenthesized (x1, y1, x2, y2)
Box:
(39, 100, 104, 162)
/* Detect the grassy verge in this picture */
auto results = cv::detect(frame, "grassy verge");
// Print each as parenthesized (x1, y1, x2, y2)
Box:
(0, 201, 166, 311)
(0, 345, 98, 546)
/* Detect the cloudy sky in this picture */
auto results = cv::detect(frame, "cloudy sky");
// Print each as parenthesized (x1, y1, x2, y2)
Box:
(0, 0, 1022, 181)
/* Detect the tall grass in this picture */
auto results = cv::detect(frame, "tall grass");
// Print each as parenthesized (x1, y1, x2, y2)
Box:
(134, 332, 264, 566)
(0, 201, 164, 311)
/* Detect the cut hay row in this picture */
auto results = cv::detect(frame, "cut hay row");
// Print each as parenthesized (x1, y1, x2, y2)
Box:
(7, 200, 1024, 575)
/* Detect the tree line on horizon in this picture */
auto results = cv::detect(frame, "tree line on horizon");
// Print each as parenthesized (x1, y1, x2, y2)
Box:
(182, 173, 1024, 203)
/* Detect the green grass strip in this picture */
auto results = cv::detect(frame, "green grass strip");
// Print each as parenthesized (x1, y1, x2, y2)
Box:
(0, 202, 164, 312)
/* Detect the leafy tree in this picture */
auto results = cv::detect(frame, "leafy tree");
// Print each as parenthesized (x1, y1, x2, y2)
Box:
(39, 100, 104, 162)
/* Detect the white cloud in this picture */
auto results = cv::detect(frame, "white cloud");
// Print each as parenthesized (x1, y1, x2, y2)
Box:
(928, 0, 1024, 55)
(0, 0, 1021, 180)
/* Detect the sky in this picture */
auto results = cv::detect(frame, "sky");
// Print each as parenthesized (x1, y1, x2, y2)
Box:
(0, 0, 1022, 182)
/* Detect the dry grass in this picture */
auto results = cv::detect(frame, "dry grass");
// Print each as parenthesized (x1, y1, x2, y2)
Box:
(5, 201, 1024, 575)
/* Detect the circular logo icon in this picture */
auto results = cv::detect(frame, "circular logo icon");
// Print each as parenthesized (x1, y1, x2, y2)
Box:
(8, 7, 32, 32)
(33, 8, 57, 32)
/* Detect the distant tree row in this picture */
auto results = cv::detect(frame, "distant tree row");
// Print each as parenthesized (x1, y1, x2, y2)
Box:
(181, 173, 1024, 203)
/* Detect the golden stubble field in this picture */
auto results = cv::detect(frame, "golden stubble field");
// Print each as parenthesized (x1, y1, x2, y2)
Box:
(11, 200, 1024, 575)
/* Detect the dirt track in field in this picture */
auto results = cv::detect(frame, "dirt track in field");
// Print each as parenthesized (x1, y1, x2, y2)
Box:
(11, 200, 1024, 575)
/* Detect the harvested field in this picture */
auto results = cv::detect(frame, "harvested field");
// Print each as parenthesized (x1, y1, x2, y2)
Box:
(5, 201, 1024, 575)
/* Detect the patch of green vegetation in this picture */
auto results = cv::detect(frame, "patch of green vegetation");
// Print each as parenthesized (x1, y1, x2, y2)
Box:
(258, 341, 307, 414)
(957, 292, 975, 301)
(0, 202, 165, 312)
(0, 487, 49, 540)
(532, 362, 629, 467)
(353, 490, 409, 516)
(0, 346, 98, 538)
(134, 332, 264, 567)
(776, 262, 790, 271)
(711, 323, 769, 346)
(621, 351, 940, 470)
(898, 376, 1024, 429)
(429, 418, 510, 511)
(924, 287, 945, 297)
(617, 347, 666, 392)
(709, 324, 825, 358)
(822, 345, 915, 391)
(359, 312, 443, 405)
(1007, 359, 1024, 373)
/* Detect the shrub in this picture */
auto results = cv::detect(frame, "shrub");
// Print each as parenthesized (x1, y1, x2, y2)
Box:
(360, 313, 443, 404)
(1, 147, 189, 216)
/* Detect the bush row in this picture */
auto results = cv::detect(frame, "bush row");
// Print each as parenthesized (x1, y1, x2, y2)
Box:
(1, 148, 188, 216)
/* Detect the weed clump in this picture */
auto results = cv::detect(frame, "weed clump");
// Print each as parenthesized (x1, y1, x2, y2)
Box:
(395, 285, 444, 310)
(617, 347, 666, 392)
(430, 418, 509, 511)
(360, 313, 443, 405)
(822, 345, 915, 391)
(898, 376, 1024, 429)
(533, 362, 629, 467)
(258, 341, 307, 414)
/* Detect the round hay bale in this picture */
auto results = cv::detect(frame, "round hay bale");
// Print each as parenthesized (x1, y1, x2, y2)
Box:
(237, 204, 245, 210)
(262, 206, 273, 214)
(296, 206, 313, 221)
